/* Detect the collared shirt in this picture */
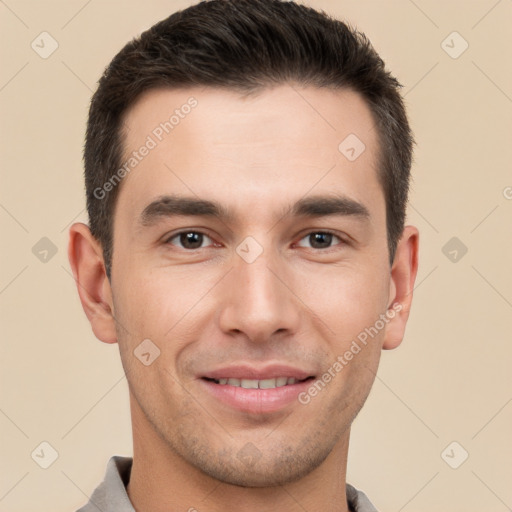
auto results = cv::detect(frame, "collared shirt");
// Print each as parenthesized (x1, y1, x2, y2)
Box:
(76, 456, 379, 512)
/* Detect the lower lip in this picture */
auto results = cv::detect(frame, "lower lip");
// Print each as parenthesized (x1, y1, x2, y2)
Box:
(200, 378, 313, 414)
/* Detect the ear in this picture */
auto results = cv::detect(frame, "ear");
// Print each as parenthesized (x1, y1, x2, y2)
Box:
(67, 222, 117, 344)
(382, 225, 419, 350)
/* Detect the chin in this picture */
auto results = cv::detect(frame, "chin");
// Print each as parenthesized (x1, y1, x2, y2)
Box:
(187, 444, 331, 488)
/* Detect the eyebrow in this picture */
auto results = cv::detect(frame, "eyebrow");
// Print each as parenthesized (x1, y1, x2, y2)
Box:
(138, 193, 370, 227)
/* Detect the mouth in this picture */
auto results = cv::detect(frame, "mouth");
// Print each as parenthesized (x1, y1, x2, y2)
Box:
(202, 376, 314, 389)
(199, 365, 316, 414)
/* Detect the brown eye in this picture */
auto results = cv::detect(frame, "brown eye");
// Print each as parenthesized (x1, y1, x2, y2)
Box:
(297, 231, 343, 250)
(166, 231, 213, 250)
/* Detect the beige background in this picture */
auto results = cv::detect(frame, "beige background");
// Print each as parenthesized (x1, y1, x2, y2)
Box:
(1, 1, 511, 511)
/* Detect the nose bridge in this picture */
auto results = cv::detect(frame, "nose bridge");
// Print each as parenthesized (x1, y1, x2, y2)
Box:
(218, 240, 300, 342)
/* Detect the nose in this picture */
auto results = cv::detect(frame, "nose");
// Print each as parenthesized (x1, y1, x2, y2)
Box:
(217, 243, 301, 344)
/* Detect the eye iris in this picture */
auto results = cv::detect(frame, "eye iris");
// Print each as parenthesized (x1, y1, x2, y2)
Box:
(181, 232, 203, 249)
(310, 232, 332, 249)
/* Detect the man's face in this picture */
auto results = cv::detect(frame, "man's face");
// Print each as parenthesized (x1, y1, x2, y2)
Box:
(110, 85, 393, 486)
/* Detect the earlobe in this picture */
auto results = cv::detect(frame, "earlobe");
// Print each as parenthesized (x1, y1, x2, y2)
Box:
(67, 222, 118, 344)
(382, 225, 419, 350)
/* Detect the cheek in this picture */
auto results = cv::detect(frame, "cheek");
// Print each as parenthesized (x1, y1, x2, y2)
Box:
(112, 268, 215, 357)
(297, 260, 389, 338)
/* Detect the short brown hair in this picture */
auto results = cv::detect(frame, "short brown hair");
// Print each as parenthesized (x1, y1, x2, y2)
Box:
(84, 0, 414, 279)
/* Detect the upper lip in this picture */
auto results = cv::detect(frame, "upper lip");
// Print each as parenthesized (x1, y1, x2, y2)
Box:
(201, 364, 315, 381)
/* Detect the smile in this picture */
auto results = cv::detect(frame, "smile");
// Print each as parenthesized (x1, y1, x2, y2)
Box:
(199, 365, 317, 414)
(204, 376, 312, 389)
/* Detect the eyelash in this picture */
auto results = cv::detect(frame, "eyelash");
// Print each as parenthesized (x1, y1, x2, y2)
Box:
(164, 229, 347, 251)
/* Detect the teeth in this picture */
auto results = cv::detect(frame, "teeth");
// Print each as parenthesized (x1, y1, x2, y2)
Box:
(214, 377, 303, 388)
(259, 378, 278, 389)
(240, 379, 259, 389)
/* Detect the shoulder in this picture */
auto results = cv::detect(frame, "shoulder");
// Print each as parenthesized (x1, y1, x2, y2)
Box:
(75, 456, 134, 512)
(346, 482, 380, 512)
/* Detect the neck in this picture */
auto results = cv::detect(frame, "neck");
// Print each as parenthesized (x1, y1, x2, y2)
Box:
(127, 395, 351, 512)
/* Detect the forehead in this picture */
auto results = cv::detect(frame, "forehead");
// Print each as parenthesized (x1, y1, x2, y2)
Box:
(116, 84, 382, 227)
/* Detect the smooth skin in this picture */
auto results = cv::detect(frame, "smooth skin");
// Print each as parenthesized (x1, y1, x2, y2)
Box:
(69, 84, 419, 512)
